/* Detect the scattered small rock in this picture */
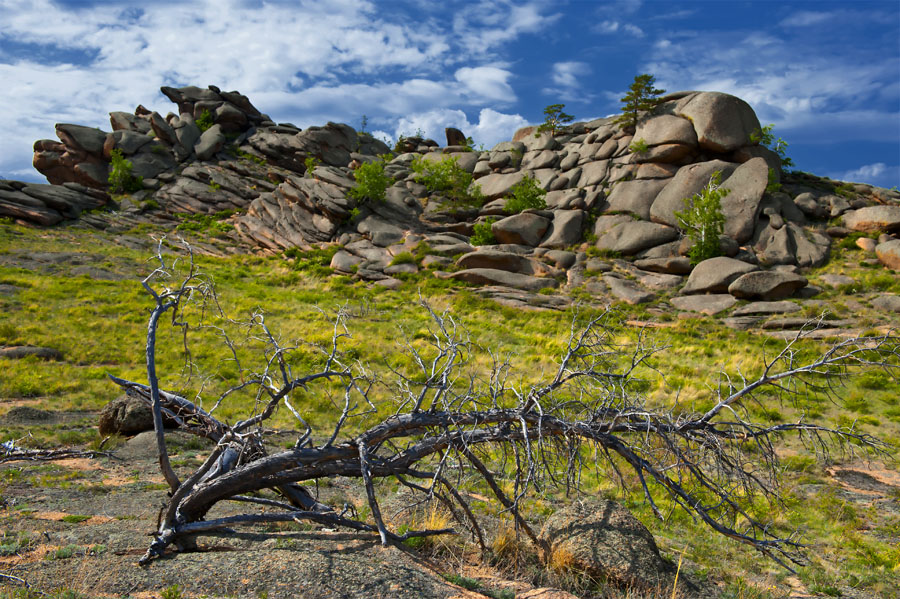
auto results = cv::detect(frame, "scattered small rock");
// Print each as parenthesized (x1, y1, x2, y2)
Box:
(819, 274, 855, 288)
(856, 237, 877, 252)
(98, 395, 155, 437)
(670, 294, 736, 315)
(0, 346, 64, 360)
(3, 406, 53, 424)
(731, 301, 801, 316)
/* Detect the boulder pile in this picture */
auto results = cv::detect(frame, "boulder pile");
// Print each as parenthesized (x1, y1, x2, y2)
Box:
(3, 84, 899, 316)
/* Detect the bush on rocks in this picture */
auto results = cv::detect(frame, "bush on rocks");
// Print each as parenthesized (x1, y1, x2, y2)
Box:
(349, 157, 391, 204)
(107, 149, 143, 194)
(676, 171, 728, 265)
(471, 218, 497, 245)
(411, 155, 484, 208)
(505, 173, 547, 214)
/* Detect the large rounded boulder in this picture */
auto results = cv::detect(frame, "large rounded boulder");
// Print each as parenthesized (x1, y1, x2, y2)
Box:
(539, 499, 672, 590)
(650, 159, 739, 228)
(681, 256, 758, 294)
(676, 92, 761, 153)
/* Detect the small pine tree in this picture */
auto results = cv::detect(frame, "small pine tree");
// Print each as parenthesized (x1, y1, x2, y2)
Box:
(615, 74, 666, 131)
(536, 104, 574, 136)
(675, 171, 728, 265)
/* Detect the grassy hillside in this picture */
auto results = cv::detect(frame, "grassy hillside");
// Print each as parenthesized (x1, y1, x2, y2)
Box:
(1, 218, 898, 598)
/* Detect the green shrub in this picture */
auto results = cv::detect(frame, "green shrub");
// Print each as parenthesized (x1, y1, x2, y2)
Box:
(471, 218, 497, 246)
(837, 232, 876, 250)
(195, 109, 214, 132)
(284, 245, 338, 278)
(629, 138, 650, 154)
(765, 167, 781, 194)
(389, 251, 416, 266)
(392, 134, 408, 154)
(228, 146, 267, 166)
(750, 124, 794, 168)
(45, 544, 79, 560)
(442, 574, 480, 591)
(411, 155, 483, 207)
(61, 514, 91, 524)
(505, 174, 546, 213)
(349, 158, 391, 203)
(304, 155, 320, 178)
(175, 210, 237, 235)
(834, 182, 857, 198)
(675, 171, 728, 265)
(160, 585, 183, 599)
(107, 149, 143, 194)
(536, 104, 573, 136)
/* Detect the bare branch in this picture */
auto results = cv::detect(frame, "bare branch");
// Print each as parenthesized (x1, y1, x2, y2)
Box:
(116, 243, 900, 572)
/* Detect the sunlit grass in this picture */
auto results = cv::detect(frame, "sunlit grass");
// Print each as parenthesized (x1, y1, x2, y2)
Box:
(1, 220, 899, 596)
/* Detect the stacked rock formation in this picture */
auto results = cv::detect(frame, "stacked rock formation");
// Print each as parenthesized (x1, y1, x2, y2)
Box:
(3, 84, 899, 313)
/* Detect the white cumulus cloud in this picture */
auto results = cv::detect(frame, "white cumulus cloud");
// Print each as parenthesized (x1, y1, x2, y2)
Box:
(542, 61, 593, 102)
(780, 10, 836, 28)
(643, 29, 899, 142)
(595, 20, 644, 37)
(832, 162, 899, 188)
(393, 108, 528, 149)
(0, 0, 561, 180)
(551, 62, 591, 89)
(454, 66, 516, 103)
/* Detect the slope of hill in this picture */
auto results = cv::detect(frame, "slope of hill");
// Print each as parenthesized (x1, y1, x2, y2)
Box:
(1, 86, 899, 599)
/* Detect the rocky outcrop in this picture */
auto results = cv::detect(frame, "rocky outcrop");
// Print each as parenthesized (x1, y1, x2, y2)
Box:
(8, 84, 900, 312)
(33, 85, 271, 192)
(0, 179, 108, 225)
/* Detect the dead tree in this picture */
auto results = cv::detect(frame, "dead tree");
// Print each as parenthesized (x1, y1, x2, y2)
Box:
(112, 240, 899, 570)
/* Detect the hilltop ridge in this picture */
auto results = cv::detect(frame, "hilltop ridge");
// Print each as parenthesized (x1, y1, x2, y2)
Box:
(1, 84, 899, 317)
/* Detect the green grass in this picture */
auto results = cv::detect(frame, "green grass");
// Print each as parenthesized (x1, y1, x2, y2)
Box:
(61, 514, 91, 523)
(441, 574, 514, 599)
(1, 220, 899, 597)
(45, 544, 79, 560)
(174, 209, 238, 235)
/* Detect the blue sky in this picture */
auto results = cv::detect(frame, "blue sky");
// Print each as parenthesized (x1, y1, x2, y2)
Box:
(1, 0, 898, 188)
